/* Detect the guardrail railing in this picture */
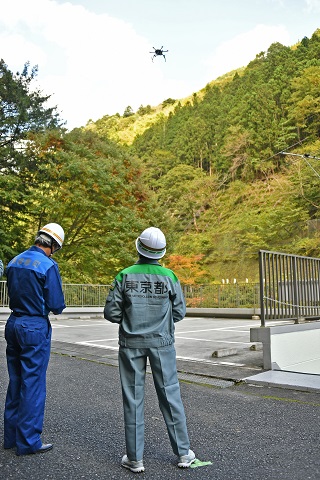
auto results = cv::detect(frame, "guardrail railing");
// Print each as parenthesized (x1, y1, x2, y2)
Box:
(0, 281, 260, 309)
(0, 282, 110, 308)
(62, 283, 110, 307)
(182, 283, 259, 308)
(259, 250, 320, 325)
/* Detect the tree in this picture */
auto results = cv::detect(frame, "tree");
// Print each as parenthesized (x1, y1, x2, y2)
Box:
(162, 98, 176, 107)
(0, 59, 63, 171)
(221, 125, 251, 179)
(289, 66, 320, 137)
(24, 128, 165, 283)
(0, 59, 64, 260)
(137, 104, 152, 115)
(123, 105, 134, 117)
(165, 254, 206, 284)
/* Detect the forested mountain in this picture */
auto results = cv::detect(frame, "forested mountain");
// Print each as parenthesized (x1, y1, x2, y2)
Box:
(87, 29, 320, 284)
(1, 29, 320, 284)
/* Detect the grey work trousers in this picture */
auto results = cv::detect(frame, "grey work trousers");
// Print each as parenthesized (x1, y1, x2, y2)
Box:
(118, 344, 190, 461)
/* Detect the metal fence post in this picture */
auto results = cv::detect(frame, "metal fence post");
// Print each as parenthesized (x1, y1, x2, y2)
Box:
(292, 256, 300, 323)
(259, 251, 266, 327)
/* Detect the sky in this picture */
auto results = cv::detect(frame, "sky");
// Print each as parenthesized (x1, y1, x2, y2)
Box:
(1, 0, 320, 130)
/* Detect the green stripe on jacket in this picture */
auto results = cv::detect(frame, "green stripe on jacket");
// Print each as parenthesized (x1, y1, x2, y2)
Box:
(115, 263, 179, 283)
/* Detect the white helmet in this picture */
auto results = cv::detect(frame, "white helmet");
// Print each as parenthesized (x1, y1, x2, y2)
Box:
(38, 223, 65, 249)
(136, 227, 166, 259)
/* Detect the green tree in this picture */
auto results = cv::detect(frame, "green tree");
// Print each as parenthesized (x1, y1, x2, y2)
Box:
(162, 98, 176, 107)
(137, 104, 153, 115)
(0, 59, 63, 171)
(0, 59, 64, 260)
(289, 66, 320, 137)
(221, 125, 251, 179)
(123, 105, 134, 117)
(25, 129, 165, 283)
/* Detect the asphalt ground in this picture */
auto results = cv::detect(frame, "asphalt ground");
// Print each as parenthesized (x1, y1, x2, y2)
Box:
(49, 314, 268, 381)
(1, 316, 320, 479)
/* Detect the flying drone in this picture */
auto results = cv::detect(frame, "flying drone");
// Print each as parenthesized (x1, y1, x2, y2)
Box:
(150, 46, 168, 62)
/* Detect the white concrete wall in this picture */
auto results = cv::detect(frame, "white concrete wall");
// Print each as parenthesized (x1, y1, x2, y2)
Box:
(271, 326, 320, 374)
(251, 322, 320, 374)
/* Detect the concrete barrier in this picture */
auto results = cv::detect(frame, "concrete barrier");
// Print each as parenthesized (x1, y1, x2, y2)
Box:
(185, 307, 260, 318)
(0, 306, 261, 321)
(0, 307, 103, 320)
(251, 321, 320, 374)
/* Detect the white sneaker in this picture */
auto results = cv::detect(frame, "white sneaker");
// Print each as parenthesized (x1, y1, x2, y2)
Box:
(121, 455, 145, 473)
(177, 449, 196, 468)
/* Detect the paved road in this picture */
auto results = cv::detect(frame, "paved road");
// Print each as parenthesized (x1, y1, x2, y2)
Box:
(2, 315, 320, 479)
(0, 313, 291, 384)
(49, 314, 267, 378)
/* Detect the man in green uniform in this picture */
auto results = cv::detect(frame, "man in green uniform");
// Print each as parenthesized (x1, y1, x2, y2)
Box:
(104, 227, 195, 473)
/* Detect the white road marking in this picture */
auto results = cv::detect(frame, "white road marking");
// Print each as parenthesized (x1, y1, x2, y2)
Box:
(214, 329, 252, 333)
(76, 338, 118, 343)
(175, 336, 251, 345)
(76, 341, 118, 350)
(176, 355, 258, 368)
(177, 328, 251, 334)
(176, 323, 262, 334)
(52, 323, 109, 328)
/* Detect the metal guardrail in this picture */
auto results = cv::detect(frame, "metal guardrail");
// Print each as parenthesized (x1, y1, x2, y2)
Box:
(62, 284, 110, 307)
(0, 281, 260, 309)
(0, 282, 110, 308)
(259, 250, 320, 326)
(182, 283, 260, 308)
(0, 281, 8, 307)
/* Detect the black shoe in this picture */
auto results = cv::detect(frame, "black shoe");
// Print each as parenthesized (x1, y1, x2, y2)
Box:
(34, 444, 53, 454)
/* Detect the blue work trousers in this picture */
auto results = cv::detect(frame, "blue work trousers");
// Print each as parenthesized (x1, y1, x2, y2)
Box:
(119, 344, 190, 461)
(4, 314, 52, 455)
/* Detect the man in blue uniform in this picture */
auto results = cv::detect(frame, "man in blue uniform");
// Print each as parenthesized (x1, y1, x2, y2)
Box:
(4, 223, 66, 455)
(104, 227, 195, 473)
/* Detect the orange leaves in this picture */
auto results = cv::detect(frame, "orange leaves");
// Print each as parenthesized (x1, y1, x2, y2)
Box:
(165, 254, 206, 284)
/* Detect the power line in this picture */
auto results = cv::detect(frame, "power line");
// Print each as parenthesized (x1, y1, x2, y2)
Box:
(280, 152, 320, 161)
(262, 112, 319, 164)
(280, 151, 320, 179)
(262, 138, 308, 163)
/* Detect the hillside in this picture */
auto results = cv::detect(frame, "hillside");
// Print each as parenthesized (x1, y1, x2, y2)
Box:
(85, 67, 245, 146)
(87, 30, 320, 284)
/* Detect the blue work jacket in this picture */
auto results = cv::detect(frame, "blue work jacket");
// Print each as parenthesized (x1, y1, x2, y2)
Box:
(6, 246, 66, 317)
(104, 258, 186, 348)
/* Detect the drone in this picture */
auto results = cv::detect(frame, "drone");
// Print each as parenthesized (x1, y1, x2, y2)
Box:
(150, 46, 168, 62)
